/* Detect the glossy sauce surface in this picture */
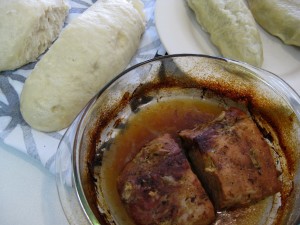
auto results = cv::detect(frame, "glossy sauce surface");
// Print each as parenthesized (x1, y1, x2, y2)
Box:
(99, 98, 272, 225)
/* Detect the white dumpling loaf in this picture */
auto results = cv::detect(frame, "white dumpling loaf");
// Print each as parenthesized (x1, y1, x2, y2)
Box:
(0, 0, 69, 71)
(20, 0, 145, 132)
(186, 0, 263, 67)
(247, 0, 300, 47)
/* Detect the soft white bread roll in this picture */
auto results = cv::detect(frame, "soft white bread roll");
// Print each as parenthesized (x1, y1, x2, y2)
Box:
(247, 0, 300, 46)
(20, 0, 145, 132)
(0, 0, 69, 71)
(187, 0, 263, 67)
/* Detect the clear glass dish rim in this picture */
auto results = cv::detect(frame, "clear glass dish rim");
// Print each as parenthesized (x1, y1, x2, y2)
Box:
(56, 53, 300, 225)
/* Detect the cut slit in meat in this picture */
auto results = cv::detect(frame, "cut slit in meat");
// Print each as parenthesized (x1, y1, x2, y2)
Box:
(117, 133, 215, 225)
(179, 107, 281, 210)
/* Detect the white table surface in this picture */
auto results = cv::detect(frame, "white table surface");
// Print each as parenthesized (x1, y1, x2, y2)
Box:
(0, 141, 69, 225)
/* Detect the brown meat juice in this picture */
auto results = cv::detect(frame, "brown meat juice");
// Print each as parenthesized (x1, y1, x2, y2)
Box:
(100, 98, 271, 225)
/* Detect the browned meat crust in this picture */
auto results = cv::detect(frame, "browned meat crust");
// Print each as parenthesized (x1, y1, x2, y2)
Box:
(179, 107, 281, 209)
(117, 133, 215, 225)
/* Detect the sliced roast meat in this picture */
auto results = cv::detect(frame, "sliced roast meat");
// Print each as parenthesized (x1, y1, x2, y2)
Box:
(179, 107, 281, 209)
(117, 133, 215, 225)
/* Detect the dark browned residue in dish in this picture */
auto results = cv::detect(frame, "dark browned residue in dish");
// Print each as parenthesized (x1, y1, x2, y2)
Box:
(81, 58, 297, 225)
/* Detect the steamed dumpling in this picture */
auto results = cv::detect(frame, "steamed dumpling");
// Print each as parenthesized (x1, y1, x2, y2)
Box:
(247, 0, 300, 46)
(187, 0, 263, 67)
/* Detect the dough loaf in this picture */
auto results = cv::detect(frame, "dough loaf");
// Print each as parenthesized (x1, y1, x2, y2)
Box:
(187, 0, 263, 67)
(248, 0, 300, 46)
(20, 0, 145, 132)
(0, 0, 69, 71)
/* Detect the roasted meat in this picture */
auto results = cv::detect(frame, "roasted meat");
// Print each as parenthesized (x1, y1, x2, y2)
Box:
(179, 107, 281, 209)
(117, 133, 215, 225)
